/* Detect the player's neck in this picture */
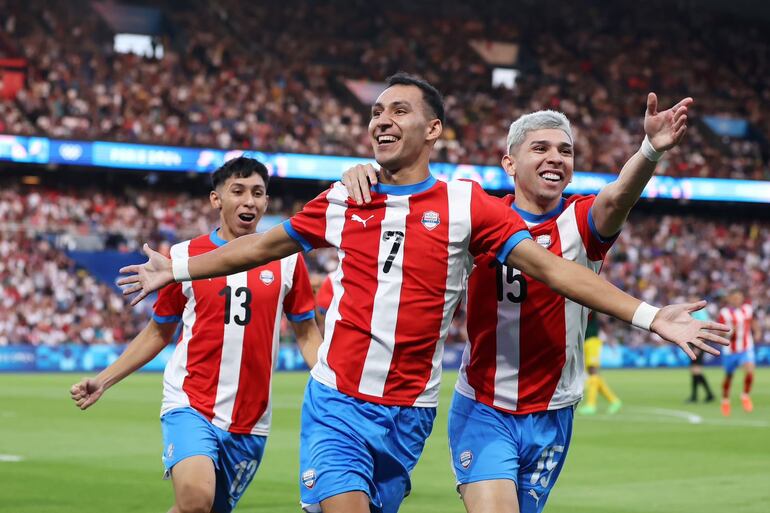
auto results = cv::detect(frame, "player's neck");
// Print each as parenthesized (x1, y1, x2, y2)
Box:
(513, 195, 561, 216)
(216, 225, 257, 243)
(378, 158, 431, 185)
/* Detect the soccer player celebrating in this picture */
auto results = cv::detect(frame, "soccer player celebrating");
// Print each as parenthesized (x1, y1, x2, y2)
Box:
(118, 74, 728, 513)
(70, 157, 322, 513)
(718, 289, 760, 416)
(343, 91, 702, 513)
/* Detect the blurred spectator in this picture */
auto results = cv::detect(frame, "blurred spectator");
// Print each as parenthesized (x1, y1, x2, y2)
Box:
(0, 0, 768, 179)
(1, 182, 767, 346)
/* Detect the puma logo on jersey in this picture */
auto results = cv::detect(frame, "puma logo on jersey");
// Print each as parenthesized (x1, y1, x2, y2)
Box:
(528, 489, 541, 506)
(351, 214, 375, 228)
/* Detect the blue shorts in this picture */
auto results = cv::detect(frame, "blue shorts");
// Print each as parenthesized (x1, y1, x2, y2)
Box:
(299, 378, 436, 513)
(448, 392, 574, 513)
(723, 349, 755, 375)
(161, 407, 267, 513)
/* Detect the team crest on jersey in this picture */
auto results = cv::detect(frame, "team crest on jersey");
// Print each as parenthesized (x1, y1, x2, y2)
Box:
(301, 468, 316, 489)
(459, 450, 473, 469)
(536, 234, 552, 248)
(259, 270, 274, 285)
(421, 210, 440, 231)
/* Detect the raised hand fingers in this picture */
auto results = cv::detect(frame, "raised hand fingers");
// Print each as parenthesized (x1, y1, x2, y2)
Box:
(130, 290, 150, 307)
(646, 92, 658, 116)
(121, 283, 144, 296)
(118, 265, 141, 279)
(671, 97, 694, 112)
(692, 338, 721, 357)
(685, 300, 707, 313)
(699, 329, 731, 347)
(706, 321, 730, 333)
(678, 341, 696, 360)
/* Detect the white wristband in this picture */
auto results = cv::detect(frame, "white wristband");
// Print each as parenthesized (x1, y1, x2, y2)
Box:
(171, 257, 191, 282)
(632, 302, 660, 331)
(640, 135, 665, 162)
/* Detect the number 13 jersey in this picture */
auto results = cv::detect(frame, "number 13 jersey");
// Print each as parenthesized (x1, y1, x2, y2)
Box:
(457, 195, 618, 414)
(153, 230, 316, 435)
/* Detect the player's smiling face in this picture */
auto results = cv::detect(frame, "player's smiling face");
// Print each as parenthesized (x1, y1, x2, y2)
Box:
(502, 128, 574, 207)
(210, 173, 268, 240)
(369, 85, 440, 171)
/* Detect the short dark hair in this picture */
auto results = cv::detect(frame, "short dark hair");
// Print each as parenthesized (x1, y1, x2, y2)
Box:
(385, 72, 445, 125)
(211, 157, 269, 190)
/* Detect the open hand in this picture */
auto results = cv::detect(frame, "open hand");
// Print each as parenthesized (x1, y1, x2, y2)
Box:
(644, 92, 693, 152)
(117, 243, 174, 306)
(650, 300, 730, 359)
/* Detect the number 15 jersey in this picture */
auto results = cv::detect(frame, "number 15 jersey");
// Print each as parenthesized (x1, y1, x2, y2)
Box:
(456, 195, 617, 414)
(153, 230, 315, 435)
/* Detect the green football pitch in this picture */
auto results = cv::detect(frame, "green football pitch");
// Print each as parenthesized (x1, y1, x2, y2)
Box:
(1, 369, 768, 512)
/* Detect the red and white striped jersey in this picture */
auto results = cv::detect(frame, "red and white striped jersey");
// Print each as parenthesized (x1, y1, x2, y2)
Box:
(718, 303, 754, 354)
(456, 195, 616, 414)
(153, 230, 315, 435)
(284, 176, 531, 407)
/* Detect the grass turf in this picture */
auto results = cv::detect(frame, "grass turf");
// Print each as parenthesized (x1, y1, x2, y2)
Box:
(1, 368, 768, 512)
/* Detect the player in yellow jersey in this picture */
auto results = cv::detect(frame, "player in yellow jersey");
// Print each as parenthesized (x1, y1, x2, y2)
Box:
(579, 315, 622, 415)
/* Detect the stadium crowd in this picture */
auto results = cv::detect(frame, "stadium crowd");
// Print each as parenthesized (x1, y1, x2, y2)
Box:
(1, 184, 767, 347)
(1, 0, 768, 179)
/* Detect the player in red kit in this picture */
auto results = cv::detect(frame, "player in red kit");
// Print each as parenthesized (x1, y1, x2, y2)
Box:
(118, 75, 728, 513)
(71, 157, 322, 513)
(719, 289, 760, 416)
(342, 93, 706, 513)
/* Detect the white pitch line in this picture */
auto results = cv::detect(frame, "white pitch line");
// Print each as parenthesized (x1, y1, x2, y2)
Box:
(635, 407, 703, 424)
(0, 454, 24, 462)
(579, 406, 770, 428)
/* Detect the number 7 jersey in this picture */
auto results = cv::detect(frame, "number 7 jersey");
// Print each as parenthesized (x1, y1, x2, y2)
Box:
(153, 230, 316, 435)
(285, 177, 531, 408)
(456, 195, 618, 414)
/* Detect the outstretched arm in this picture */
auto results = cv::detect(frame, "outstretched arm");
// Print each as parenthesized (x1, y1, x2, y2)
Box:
(591, 93, 693, 237)
(506, 239, 729, 358)
(119, 224, 303, 306)
(70, 319, 177, 410)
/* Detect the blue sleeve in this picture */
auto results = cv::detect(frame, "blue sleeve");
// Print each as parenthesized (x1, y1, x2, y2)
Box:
(282, 220, 313, 253)
(495, 229, 533, 264)
(588, 207, 620, 244)
(286, 310, 315, 322)
(152, 313, 182, 324)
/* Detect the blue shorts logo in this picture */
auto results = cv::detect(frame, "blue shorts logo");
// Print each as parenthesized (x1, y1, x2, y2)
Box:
(302, 468, 316, 489)
(459, 450, 473, 469)
(165, 443, 174, 461)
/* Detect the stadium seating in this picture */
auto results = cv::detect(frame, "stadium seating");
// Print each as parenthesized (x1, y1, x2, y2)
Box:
(0, 0, 768, 179)
(1, 184, 767, 346)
